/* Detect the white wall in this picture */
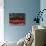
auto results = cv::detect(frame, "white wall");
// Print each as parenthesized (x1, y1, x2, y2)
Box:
(40, 0, 46, 27)
(0, 0, 4, 42)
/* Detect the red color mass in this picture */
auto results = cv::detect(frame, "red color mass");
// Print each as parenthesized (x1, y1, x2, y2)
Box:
(9, 17, 25, 24)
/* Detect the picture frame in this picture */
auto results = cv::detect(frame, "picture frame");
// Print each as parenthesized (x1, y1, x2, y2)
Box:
(9, 13, 25, 25)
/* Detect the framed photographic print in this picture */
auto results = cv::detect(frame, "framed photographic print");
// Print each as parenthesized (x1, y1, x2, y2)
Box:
(9, 13, 25, 25)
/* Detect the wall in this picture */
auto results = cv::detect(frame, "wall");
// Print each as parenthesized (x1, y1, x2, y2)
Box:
(0, 0, 4, 42)
(40, 0, 46, 27)
(4, 0, 40, 42)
